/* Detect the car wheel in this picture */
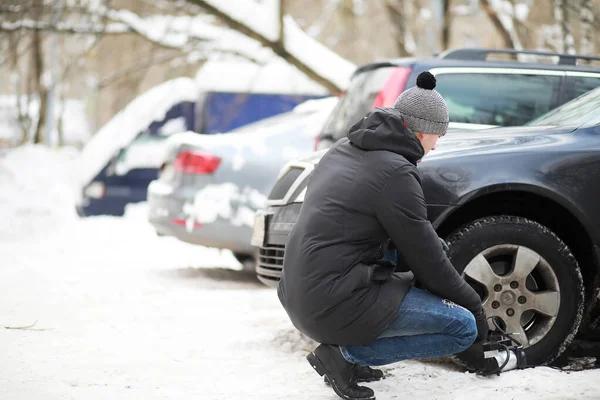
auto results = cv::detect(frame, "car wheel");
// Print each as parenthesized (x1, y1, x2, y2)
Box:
(445, 215, 584, 368)
(233, 252, 256, 273)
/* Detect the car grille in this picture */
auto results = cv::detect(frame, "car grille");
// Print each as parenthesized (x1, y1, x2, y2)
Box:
(256, 245, 285, 287)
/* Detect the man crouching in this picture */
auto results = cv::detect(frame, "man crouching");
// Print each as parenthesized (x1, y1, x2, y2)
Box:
(277, 72, 488, 400)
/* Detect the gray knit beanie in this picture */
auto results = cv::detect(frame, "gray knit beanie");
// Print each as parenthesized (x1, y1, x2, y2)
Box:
(393, 71, 449, 135)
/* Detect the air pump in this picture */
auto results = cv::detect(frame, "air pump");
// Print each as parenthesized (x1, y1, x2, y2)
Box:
(477, 316, 529, 376)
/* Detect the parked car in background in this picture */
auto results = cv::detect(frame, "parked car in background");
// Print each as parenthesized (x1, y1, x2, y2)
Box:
(252, 86, 600, 368)
(76, 59, 329, 217)
(317, 48, 600, 149)
(76, 78, 197, 217)
(193, 59, 330, 134)
(147, 96, 338, 269)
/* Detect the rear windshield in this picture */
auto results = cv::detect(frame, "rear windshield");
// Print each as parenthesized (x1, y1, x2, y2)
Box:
(528, 86, 600, 128)
(321, 67, 396, 141)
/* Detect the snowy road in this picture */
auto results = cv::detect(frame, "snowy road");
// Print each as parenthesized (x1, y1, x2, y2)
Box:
(1, 215, 599, 400)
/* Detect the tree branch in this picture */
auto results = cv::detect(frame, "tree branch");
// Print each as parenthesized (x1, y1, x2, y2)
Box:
(0, 11, 263, 63)
(31, 3, 46, 144)
(8, 32, 30, 143)
(557, 0, 575, 54)
(383, 0, 414, 57)
(278, 0, 284, 46)
(441, 0, 451, 51)
(187, 0, 342, 93)
(96, 53, 184, 89)
(480, 0, 518, 49)
(0, 20, 131, 35)
(579, 0, 595, 55)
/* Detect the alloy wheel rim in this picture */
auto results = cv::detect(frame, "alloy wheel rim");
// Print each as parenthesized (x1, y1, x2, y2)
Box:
(462, 244, 560, 348)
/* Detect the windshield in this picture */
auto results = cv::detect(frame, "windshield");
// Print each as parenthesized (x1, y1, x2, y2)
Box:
(321, 67, 396, 140)
(528, 86, 600, 128)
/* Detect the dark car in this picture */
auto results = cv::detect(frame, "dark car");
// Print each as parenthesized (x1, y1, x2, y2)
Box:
(251, 86, 600, 368)
(317, 48, 600, 149)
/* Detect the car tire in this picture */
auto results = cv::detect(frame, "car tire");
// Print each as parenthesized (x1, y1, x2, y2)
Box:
(444, 215, 584, 368)
(233, 252, 257, 273)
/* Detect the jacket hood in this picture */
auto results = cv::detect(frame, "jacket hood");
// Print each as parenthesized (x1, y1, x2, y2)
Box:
(347, 107, 424, 165)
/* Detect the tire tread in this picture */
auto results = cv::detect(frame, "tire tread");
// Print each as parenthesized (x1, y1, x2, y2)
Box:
(445, 215, 584, 366)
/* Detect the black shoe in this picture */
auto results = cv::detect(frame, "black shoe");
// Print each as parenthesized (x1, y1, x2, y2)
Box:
(356, 365, 384, 382)
(307, 344, 376, 400)
(325, 365, 384, 384)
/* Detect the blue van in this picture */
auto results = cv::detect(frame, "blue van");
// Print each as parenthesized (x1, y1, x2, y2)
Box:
(76, 63, 328, 217)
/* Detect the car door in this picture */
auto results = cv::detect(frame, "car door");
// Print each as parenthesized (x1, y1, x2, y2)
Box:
(429, 67, 564, 128)
(104, 133, 165, 215)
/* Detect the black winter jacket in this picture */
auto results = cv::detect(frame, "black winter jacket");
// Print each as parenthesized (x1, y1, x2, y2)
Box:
(277, 108, 482, 346)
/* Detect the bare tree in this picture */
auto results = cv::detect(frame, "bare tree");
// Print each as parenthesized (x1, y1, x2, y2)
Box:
(1, 0, 105, 144)
(383, 0, 415, 56)
(185, 0, 346, 93)
(31, 0, 47, 144)
(480, 0, 521, 49)
(441, 0, 451, 51)
(0, 0, 278, 145)
(7, 32, 29, 144)
(553, 0, 576, 53)
(579, 0, 594, 55)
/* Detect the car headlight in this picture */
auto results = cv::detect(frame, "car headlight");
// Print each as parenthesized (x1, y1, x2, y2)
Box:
(84, 182, 105, 199)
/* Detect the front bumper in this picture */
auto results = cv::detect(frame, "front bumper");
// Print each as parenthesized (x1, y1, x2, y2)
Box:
(253, 204, 303, 287)
(256, 244, 286, 287)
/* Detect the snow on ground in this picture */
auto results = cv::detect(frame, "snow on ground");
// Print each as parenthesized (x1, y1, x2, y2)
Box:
(0, 144, 80, 242)
(1, 145, 600, 400)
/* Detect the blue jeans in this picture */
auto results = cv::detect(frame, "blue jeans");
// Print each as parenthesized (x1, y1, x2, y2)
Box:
(339, 287, 477, 366)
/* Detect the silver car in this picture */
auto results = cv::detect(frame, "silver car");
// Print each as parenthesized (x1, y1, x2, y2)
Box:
(147, 97, 338, 270)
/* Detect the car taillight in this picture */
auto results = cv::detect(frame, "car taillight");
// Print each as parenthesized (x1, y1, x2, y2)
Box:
(372, 67, 412, 108)
(172, 218, 201, 229)
(174, 150, 221, 174)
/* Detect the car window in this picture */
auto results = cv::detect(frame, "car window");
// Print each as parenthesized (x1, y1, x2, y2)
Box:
(528, 86, 600, 128)
(565, 76, 600, 102)
(434, 73, 562, 126)
(116, 132, 167, 170)
(322, 67, 396, 140)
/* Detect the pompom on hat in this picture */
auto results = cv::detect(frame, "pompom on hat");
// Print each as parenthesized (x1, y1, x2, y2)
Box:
(393, 71, 449, 135)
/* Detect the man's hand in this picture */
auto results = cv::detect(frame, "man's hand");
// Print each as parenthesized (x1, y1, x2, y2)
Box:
(368, 259, 396, 281)
(473, 308, 489, 342)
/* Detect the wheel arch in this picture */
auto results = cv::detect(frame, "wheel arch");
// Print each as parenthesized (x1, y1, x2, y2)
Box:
(435, 185, 598, 294)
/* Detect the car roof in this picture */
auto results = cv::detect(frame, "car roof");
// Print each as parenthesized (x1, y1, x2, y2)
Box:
(352, 48, 600, 78)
